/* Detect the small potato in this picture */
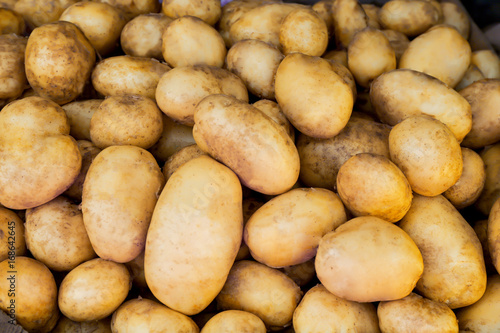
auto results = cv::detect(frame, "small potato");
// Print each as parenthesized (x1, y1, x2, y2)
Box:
(0, 34, 28, 102)
(0, 257, 59, 332)
(90, 94, 163, 149)
(83, 146, 164, 263)
(315, 216, 424, 303)
(121, 14, 173, 60)
(323, 49, 348, 67)
(399, 25, 471, 88)
(52, 316, 112, 333)
(64, 140, 101, 201)
(460, 79, 500, 148)
(379, 0, 439, 37)
(162, 0, 221, 26)
(279, 8, 328, 56)
(476, 143, 500, 215)
(389, 115, 463, 196)
(58, 258, 131, 322)
(62, 99, 103, 141)
(280, 258, 316, 287)
(95, 0, 160, 21)
(347, 27, 396, 88)
(226, 39, 284, 100)
(444, 148, 486, 209)
(441, 1, 470, 39)
(275, 53, 353, 139)
(125, 250, 147, 289)
(362, 3, 381, 29)
(201, 310, 266, 333)
(252, 99, 295, 141)
(162, 144, 207, 181)
(489, 198, 500, 274)
(377, 293, 459, 333)
(25, 21, 96, 104)
(14, 0, 78, 28)
(455, 64, 485, 91)
(473, 219, 496, 274)
(92, 55, 170, 101)
(381, 29, 410, 61)
(471, 50, 500, 79)
(0, 8, 25, 35)
(216, 260, 303, 329)
(236, 197, 265, 262)
(312, 0, 334, 37)
(162, 16, 226, 68)
(218, 0, 262, 47)
(399, 194, 487, 309)
(332, 0, 368, 48)
(293, 284, 380, 333)
(111, 298, 199, 333)
(0, 207, 25, 262)
(244, 188, 347, 268)
(25, 196, 96, 271)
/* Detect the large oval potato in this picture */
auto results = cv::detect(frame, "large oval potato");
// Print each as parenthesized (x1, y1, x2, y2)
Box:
(399, 194, 487, 309)
(201, 310, 266, 333)
(145, 155, 243, 315)
(379, 0, 440, 37)
(489, 198, 500, 274)
(0, 207, 25, 262)
(193, 94, 299, 195)
(82, 145, 164, 263)
(0, 34, 27, 102)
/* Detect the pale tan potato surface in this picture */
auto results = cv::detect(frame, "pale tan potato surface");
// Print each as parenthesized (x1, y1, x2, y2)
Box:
(399, 194, 487, 309)
(475, 143, 500, 215)
(293, 284, 380, 333)
(52, 316, 112, 333)
(0, 8, 25, 35)
(441, 1, 470, 39)
(312, 0, 334, 37)
(489, 198, 500, 274)
(162, 0, 220, 26)
(58, 258, 131, 322)
(473, 219, 495, 274)
(322, 49, 348, 67)
(0, 34, 27, 102)
(0, 207, 25, 262)
(162, 144, 207, 181)
(362, 3, 381, 29)
(95, 0, 160, 21)
(0, 257, 59, 332)
(379, 0, 439, 37)
(455, 64, 485, 91)
(252, 99, 295, 141)
(471, 50, 500, 79)
(14, 0, 78, 28)
(332, 0, 368, 48)
(218, 0, 263, 47)
(201, 310, 266, 333)
(62, 99, 103, 141)
(326, 59, 357, 100)
(64, 140, 101, 201)
(381, 29, 410, 61)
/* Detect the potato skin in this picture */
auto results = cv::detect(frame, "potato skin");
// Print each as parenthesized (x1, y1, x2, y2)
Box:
(475, 143, 500, 215)
(162, 0, 220, 26)
(332, 0, 368, 48)
(0, 207, 25, 262)
(14, 0, 78, 28)
(52, 316, 112, 333)
(62, 99, 103, 141)
(201, 310, 266, 333)
(162, 144, 207, 181)
(0, 8, 25, 35)
(379, 0, 439, 37)
(0, 34, 27, 101)
(489, 198, 500, 274)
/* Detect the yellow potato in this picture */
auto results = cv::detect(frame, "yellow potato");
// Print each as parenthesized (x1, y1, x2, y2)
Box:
(379, 0, 439, 37)
(489, 198, 500, 274)
(64, 140, 101, 201)
(312, 0, 334, 37)
(193, 94, 299, 195)
(326, 59, 357, 100)
(0, 207, 25, 262)
(14, 0, 78, 28)
(332, 0, 368, 48)
(162, 0, 220, 26)
(201, 310, 266, 333)
(0, 257, 59, 332)
(244, 188, 347, 268)
(25, 21, 96, 104)
(475, 143, 500, 215)
(236, 197, 265, 262)
(145, 155, 243, 315)
(279, 258, 316, 287)
(111, 298, 199, 332)
(473, 219, 496, 274)
(125, 250, 147, 290)
(455, 64, 485, 91)
(399, 194, 487, 309)
(377, 293, 459, 333)
(52, 316, 112, 333)
(0, 96, 82, 210)
(275, 53, 353, 138)
(471, 50, 500, 79)
(441, 1, 470, 39)
(218, 0, 263, 47)
(0, 8, 25, 35)
(362, 3, 381, 29)
(381, 29, 410, 61)
(322, 49, 348, 67)
(62, 99, 103, 141)
(58, 258, 131, 322)
(252, 99, 295, 141)
(0, 34, 28, 102)
(95, 0, 160, 21)
(389, 115, 463, 196)
(315, 216, 424, 303)
(162, 144, 207, 181)
(293, 284, 380, 333)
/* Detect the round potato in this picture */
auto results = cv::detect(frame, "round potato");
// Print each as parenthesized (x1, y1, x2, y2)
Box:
(62, 99, 103, 141)
(0, 207, 25, 262)
(193, 94, 300, 195)
(25, 21, 96, 104)
(489, 198, 500, 274)
(0, 8, 25, 35)
(332, 0, 368, 48)
(471, 50, 500, 79)
(0, 96, 82, 210)
(14, 0, 78, 28)
(0, 257, 59, 332)
(381, 29, 410, 61)
(244, 188, 347, 268)
(455, 64, 485, 91)
(111, 298, 199, 333)
(52, 316, 112, 333)
(162, 0, 220, 26)
(441, 1, 470, 39)
(0, 34, 28, 102)
(293, 284, 380, 333)
(64, 140, 101, 201)
(201, 310, 266, 333)
(379, 0, 439, 37)
(252, 99, 295, 141)
(315, 216, 424, 303)
(389, 115, 463, 196)
(58, 258, 131, 322)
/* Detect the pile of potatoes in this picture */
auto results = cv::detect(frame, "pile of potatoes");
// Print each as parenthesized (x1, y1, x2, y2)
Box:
(1, 0, 500, 332)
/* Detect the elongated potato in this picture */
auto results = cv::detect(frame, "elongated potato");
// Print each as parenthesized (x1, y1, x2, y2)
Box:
(332, 0, 367, 48)
(82, 146, 164, 263)
(193, 94, 299, 195)
(379, 0, 439, 37)
(145, 155, 243, 315)
(489, 198, 500, 274)
(201, 310, 266, 333)
(475, 143, 500, 215)
(471, 50, 500, 79)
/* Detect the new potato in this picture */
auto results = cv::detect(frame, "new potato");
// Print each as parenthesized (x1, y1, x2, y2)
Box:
(62, 99, 103, 141)
(64, 140, 101, 201)
(162, 0, 221, 26)
(475, 143, 500, 215)
(379, 0, 440, 37)
(201, 310, 266, 333)
(489, 198, 500, 274)
(0, 34, 27, 102)
(0, 207, 25, 262)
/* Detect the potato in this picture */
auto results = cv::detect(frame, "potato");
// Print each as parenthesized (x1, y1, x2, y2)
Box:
(444, 147, 486, 209)
(326, 59, 357, 101)
(455, 64, 485, 91)
(244, 188, 347, 268)
(312, 0, 334, 37)
(362, 3, 381, 29)
(441, 1, 470, 39)
(226, 39, 284, 100)
(59, 1, 126, 56)
(236, 197, 265, 261)
(399, 194, 487, 308)
(476, 143, 500, 215)
(474, 219, 496, 274)
(279, 8, 328, 56)
(25, 21, 96, 104)
(95, 0, 160, 21)
(64, 140, 101, 201)
(280, 258, 316, 287)
(201, 310, 266, 333)
(92, 55, 170, 101)
(193, 94, 300, 195)
(297, 115, 391, 191)
(379, 0, 439, 37)
(315, 216, 423, 303)
(125, 250, 147, 290)
(347, 28, 396, 88)
(252, 99, 295, 141)
(216, 260, 302, 329)
(377, 292, 458, 333)
(163, 144, 207, 181)
(471, 50, 500, 79)
(90, 94, 163, 149)
(162, 16, 226, 68)
(0, 96, 82, 210)
(25, 196, 96, 271)
(156, 65, 248, 125)
(111, 298, 199, 333)
(275, 53, 353, 139)
(489, 198, 500, 274)
(293, 284, 380, 333)
(455, 274, 500, 332)
(218, 0, 263, 47)
(459, 79, 500, 148)
(58, 258, 131, 322)
(399, 25, 471, 88)
(381, 29, 410, 61)
(0, 8, 25, 35)
(120, 13, 173, 60)
(14, 0, 78, 28)
(322, 49, 348, 67)
(83, 145, 164, 263)
(0, 257, 58, 332)
(62, 99, 102, 141)
(332, 0, 368, 48)
(0, 207, 25, 262)
(0, 34, 28, 102)
(389, 115, 463, 196)
(162, 0, 220, 26)
(145, 155, 243, 315)
(52, 316, 112, 333)
(370, 69, 472, 142)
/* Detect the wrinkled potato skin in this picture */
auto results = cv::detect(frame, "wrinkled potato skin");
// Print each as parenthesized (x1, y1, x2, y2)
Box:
(332, 0, 368, 48)
(379, 0, 439, 37)
(0, 8, 25, 35)
(489, 198, 500, 274)
(201, 310, 266, 333)
(0, 34, 27, 102)
(162, 144, 207, 181)
(0, 207, 25, 262)
(475, 143, 500, 215)
(62, 99, 102, 141)
(52, 316, 112, 333)
(399, 194, 487, 309)
(162, 0, 220, 26)
(441, 1, 470, 39)
(14, 0, 78, 28)
(471, 50, 500, 79)
(25, 21, 96, 105)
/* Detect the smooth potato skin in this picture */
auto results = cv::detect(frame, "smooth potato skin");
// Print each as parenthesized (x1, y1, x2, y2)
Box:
(62, 99, 103, 141)
(332, 0, 368, 48)
(489, 198, 500, 274)
(379, 0, 439, 37)
(162, 144, 207, 181)
(201, 310, 266, 333)
(162, 0, 220, 26)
